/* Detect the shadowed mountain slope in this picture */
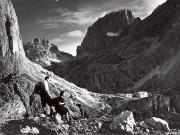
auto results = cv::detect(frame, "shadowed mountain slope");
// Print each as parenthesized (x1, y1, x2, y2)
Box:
(46, 0, 180, 94)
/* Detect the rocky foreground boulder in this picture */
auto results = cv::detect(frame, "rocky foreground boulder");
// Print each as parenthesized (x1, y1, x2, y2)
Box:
(95, 93, 180, 134)
(145, 117, 170, 132)
(110, 110, 136, 133)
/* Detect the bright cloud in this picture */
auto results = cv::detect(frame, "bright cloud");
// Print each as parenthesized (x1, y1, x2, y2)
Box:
(50, 30, 84, 43)
(146, 0, 166, 15)
(50, 30, 84, 55)
(57, 40, 82, 56)
(66, 30, 84, 37)
(37, 8, 107, 29)
(37, 0, 148, 29)
(50, 38, 65, 44)
(37, 0, 167, 30)
(50, 35, 82, 56)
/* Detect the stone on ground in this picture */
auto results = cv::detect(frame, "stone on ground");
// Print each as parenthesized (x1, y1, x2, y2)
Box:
(20, 126, 31, 134)
(145, 117, 170, 132)
(20, 126, 39, 134)
(30, 127, 39, 134)
(134, 91, 149, 98)
(110, 110, 136, 133)
(138, 121, 149, 129)
(55, 114, 63, 124)
(40, 114, 46, 118)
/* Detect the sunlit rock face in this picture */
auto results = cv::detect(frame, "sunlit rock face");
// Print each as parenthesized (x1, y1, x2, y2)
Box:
(0, 0, 26, 79)
(0, 0, 107, 119)
(0, 0, 28, 118)
(55, 0, 180, 94)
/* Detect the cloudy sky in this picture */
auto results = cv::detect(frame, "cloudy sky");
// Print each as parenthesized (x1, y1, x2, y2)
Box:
(12, 0, 166, 55)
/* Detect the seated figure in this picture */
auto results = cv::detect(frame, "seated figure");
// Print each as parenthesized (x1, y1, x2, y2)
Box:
(33, 77, 71, 122)
(52, 91, 71, 122)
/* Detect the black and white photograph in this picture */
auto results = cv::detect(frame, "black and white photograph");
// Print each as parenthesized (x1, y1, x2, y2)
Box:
(0, 0, 180, 134)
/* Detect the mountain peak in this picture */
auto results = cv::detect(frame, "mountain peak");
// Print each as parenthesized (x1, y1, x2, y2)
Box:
(77, 10, 136, 56)
(23, 38, 74, 67)
(57, 0, 180, 94)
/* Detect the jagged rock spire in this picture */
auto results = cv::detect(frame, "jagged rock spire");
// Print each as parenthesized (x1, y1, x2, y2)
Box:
(0, 0, 25, 78)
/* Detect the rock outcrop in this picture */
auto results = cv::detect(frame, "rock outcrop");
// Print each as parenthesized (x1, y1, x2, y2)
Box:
(110, 110, 136, 133)
(0, 0, 31, 118)
(0, 0, 26, 78)
(77, 10, 137, 56)
(107, 93, 180, 130)
(53, 0, 180, 95)
(24, 38, 74, 67)
(112, 95, 171, 119)
(0, 0, 107, 120)
(95, 93, 180, 134)
(133, 91, 149, 98)
(145, 117, 170, 132)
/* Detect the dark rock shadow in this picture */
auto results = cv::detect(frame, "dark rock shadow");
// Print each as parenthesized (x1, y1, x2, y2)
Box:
(1, 119, 58, 135)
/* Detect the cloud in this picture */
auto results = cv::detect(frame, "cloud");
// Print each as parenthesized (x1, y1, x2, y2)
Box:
(37, 0, 167, 30)
(145, 0, 166, 14)
(57, 40, 81, 56)
(66, 30, 84, 37)
(50, 30, 84, 43)
(50, 38, 65, 44)
(37, 0, 149, 29)
(37, 8, 107, 29)
(50, 30, 84, 55)
(42, 23, 59, 29)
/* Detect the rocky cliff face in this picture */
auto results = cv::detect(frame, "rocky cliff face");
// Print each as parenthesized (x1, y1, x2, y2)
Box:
(24, 38, 74, 67)
(55, 0, 180, 94)
(0, 0, 26, 79)
(0, 0, 107, 120)
(77, 10, 137, 56)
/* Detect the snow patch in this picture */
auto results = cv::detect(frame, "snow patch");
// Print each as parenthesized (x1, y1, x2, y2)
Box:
(106, 32, 118, 37)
